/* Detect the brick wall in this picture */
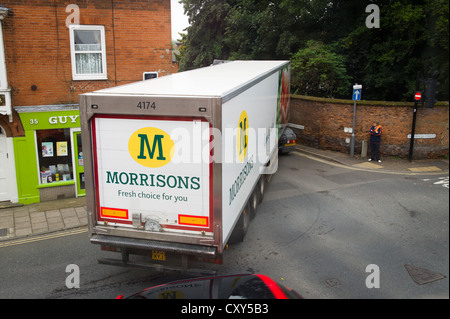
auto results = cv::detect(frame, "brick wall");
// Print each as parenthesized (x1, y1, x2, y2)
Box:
(290, 95, 449, 159)
(2, 0, 176, 108)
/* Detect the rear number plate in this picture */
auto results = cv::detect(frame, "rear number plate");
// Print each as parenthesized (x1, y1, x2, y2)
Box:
(152, 250, 166, 261)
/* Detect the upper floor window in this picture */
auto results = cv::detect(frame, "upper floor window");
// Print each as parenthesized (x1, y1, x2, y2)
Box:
(69, 25, 107, 81)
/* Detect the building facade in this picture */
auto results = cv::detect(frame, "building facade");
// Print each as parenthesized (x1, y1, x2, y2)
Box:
(0, 0, 176, 204)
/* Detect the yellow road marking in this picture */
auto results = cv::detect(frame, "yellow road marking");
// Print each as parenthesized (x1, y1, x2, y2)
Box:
(408, 166, 442, 172)
(353, 162, 383, 169)
(0, 227, 88, 248)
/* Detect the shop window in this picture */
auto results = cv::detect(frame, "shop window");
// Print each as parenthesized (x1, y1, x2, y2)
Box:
(36, 129, 73, 184)
(69, 25, 107, 80)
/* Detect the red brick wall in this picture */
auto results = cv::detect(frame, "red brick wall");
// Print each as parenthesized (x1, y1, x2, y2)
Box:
(2, 0, 177, 107)
(290, 95, 449, 159)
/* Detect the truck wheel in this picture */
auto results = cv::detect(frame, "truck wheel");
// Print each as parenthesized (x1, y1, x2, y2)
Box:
(227, 202, 251, 244)
(258, 175, 266, 204)
(249, 188, 258, 219)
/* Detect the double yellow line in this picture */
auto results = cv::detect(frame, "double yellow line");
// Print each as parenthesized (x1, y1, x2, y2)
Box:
(0, 227, 88, 248)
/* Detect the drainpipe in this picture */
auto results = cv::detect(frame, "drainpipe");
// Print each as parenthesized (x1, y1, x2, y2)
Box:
(0, 7, 12, 123)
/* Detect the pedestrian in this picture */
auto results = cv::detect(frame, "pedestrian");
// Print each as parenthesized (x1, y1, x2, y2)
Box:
(368, 121, 382, 163)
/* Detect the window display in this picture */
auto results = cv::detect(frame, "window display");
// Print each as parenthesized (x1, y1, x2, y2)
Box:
(36, 129, 73, 184)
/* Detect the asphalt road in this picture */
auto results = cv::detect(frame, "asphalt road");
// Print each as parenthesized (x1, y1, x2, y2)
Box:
(0, 151, 448, 299)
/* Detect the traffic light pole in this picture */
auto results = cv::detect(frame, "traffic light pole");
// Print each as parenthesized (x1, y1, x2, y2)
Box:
(408, 101, 418, 162)
(408, 72, 421, 162)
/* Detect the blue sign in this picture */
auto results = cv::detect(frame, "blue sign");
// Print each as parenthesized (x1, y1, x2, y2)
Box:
(353, 89, 361, 101)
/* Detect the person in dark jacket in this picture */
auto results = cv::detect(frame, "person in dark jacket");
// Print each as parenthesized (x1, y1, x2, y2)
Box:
(369, 122, 382, 162)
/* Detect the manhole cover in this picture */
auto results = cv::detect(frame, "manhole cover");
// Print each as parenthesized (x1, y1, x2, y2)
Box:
(404, 264, 446, 285)
(325, 278, 341, 287)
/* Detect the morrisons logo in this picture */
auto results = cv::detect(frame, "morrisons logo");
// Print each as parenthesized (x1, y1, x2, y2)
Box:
(128, 127, 175, 168)
(229, 155, 254, 205)
(106, 171, 200, 190)
(137, 134, 166, 161)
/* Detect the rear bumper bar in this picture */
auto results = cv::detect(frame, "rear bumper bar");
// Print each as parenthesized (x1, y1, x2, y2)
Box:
(91, 234, 218, 258)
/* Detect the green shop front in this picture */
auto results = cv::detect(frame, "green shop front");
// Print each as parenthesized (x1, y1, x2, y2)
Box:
(14, 105, 85, 204)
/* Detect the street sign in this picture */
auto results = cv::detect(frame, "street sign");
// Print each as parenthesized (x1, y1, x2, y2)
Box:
(353, 89, 361, 101)
(414, 91, 422, 101)
(350, 84, 362, 157)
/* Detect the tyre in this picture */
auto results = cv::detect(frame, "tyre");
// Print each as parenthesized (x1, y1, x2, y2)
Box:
(227, 201, 251, 244)
(249, 188, 259, 219)
(258, 175, 266, 204)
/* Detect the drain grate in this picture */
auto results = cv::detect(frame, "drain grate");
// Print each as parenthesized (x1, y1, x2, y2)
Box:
(404, 264, 446, 285)
(325, 278, 341, 287)
(0, 228, 7, 237)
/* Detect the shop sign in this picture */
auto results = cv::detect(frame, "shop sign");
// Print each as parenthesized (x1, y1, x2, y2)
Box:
(19, 111, 81, 130)
(49, 115, 79, 125)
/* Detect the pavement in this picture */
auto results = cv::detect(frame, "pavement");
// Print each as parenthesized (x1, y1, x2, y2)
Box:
(0, 197, 88, 244)
(295, 144, 449, 175)
(0, 144, 448, 244)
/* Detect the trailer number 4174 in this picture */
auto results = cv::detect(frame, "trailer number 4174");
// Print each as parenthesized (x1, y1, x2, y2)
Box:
(137, 101, 156, 110)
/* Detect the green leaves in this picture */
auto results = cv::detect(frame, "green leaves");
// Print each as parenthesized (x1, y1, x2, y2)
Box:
(178, 0, 234, 71)
(178, 0, 449, 101)
(291, 41, 350, 98)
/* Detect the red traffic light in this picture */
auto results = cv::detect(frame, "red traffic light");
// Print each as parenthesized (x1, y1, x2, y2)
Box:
(414, 92, 422, 101)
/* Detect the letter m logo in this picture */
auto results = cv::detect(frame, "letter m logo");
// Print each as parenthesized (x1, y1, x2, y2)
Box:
(129, 127, 174, 168)
(137, 134, 166, 160)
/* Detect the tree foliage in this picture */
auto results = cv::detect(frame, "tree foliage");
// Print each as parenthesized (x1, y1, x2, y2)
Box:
(291, 40, 350, 98)
(178, 0, 449, 101)
(178, 0, 235, 71)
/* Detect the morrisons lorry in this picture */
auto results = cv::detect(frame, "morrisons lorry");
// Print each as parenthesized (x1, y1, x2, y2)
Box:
(79, 60, 296, 273)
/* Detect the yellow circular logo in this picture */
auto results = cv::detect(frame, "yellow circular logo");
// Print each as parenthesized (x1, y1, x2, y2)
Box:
(128, 127, 175, 168)
(237, 110, 249, 162)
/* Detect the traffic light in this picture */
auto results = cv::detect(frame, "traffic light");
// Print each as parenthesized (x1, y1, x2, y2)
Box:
(425, 78, 438, 108)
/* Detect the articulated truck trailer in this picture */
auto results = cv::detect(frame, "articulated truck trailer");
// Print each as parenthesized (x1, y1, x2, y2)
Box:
(79, 60, 295, 273)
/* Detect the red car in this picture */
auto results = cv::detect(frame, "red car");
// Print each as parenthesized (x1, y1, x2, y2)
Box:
(118, 274, 302, 299)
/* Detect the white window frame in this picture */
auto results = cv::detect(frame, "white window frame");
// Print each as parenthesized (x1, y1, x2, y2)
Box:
(69, 25, 107, 81)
